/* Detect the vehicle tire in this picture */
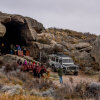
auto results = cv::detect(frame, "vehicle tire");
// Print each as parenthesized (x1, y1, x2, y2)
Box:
(64, 70, 67, 75)
(74, 72, 78, 76)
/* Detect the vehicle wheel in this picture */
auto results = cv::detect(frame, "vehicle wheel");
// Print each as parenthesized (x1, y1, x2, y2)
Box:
(74, 72, 78, 76)
(64, 70, 67, 75)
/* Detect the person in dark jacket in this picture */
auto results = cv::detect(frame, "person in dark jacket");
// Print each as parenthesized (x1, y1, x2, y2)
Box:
(58, 65, 63, 84)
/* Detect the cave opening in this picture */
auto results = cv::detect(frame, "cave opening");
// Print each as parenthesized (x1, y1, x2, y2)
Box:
(0, 21, 26, 53)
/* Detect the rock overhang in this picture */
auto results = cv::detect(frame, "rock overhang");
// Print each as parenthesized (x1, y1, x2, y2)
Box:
(0, 12, 45, 44)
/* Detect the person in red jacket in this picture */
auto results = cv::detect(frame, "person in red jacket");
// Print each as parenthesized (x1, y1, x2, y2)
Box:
(40, 64, 47, 77)
(37, 63, 42, 78)
(33, 62, 39, 77)
(32, 62, 35, 70)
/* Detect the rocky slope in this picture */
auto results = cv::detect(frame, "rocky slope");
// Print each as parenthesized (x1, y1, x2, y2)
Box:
(0, 11, 100, 70)
(37, 28, 100, 71)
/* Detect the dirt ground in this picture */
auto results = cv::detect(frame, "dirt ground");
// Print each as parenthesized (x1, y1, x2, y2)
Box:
(49, 71, 98, 87)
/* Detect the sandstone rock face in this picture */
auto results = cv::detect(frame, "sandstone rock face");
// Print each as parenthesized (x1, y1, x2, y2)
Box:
(0, 23, 6, 37)
(91, 36, 100, 66)
(73, 42, 92, 50)
(0, 12, 44, 43)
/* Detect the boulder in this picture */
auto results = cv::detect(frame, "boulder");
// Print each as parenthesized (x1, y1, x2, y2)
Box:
(91, 36, 100, 66)
(73, 42, 91, 50)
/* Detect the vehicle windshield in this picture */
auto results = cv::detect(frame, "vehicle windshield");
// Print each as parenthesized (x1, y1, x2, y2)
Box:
(62, 58, 73, 63)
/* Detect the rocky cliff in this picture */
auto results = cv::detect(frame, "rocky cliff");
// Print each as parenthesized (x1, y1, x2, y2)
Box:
(0, 12, 44, 58)
(0, 12, 44, 43)
(0, 12, 99, 70)
(37, 28, 99, 70)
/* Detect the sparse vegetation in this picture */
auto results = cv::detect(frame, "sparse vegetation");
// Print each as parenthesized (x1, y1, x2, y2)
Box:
(0, 94, 53, 100)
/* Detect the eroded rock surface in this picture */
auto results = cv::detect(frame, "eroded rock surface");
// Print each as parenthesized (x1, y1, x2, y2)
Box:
(91, 36, 100, 66)
(0, 12, 44, 43)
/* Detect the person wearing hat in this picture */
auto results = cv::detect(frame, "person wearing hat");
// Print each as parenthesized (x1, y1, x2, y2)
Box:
(58, 65, 63, 84)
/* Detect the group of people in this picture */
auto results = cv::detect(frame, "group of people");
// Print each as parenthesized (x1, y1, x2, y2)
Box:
(10, 44, 27, 56)
(0, 43, 63, 83)
(0, 43, 27, 56)
(17, 59, 49, 78)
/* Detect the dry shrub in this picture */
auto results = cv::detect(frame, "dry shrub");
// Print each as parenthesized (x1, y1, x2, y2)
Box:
(0, 94, 53, 100)
(11, 62, 18, 71)
(0, 73, 10, 84)
(24, 78, 54, 91)
(54, 82, 91, 100)
(10, 72, 33, 82)
(4, 62, 18, 73)
(54, 84, 73, 100)
(8, 76, 23, 85)
(4, 64, 12, 72)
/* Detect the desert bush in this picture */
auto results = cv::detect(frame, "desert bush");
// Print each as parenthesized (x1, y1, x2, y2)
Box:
(11, 72, 32, 82)
(8, 76, 23, 85)
(10, 62, 18, 71)
(4, 64, 12, 72)
(0, 94, 53, 100)
(54, 83, 74, 100)
(24, 78, 55, 91)
(4, 62, 18, 73)
(54, 82, 95, 100)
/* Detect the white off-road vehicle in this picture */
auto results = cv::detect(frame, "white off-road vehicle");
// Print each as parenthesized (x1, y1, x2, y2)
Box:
(48, 54, 79, 75)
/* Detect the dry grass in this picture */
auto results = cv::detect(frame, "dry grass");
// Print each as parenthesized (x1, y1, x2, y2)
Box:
(0, 94, 53, 100)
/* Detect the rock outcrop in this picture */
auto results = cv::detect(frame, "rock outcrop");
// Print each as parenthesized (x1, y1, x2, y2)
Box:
(91, 36, 100, 66)
(0, 12, 45, 58)
(0, 12, 44, 43)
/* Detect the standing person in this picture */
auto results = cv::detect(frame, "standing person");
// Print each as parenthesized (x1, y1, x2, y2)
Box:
(10, 44, 16, 54)
(37, 63, 41, 78)
(22, 47, 26, 56)
(23, 60, 28, 71)
(58, 65, 63, 84)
